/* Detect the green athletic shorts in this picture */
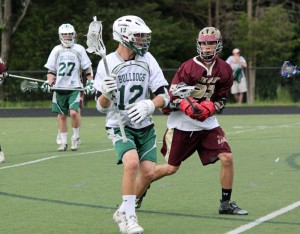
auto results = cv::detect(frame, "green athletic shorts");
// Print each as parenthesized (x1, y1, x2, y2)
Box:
(109, 126, 157, 164)
(52, 90, 80, 115)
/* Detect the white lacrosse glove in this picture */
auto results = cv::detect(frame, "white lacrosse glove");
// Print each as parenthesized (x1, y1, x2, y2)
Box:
(125, 100, 155, 124)
(40, 81, 52, 93)
(84, 80, 95, 95)
(98, 74, 117, 99)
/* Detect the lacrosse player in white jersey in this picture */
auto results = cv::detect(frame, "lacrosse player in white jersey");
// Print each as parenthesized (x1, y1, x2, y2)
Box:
(94, 15, 169, 234)
(44, 23, 94, 152)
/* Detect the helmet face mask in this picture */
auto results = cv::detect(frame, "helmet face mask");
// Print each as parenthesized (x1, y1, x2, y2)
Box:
(113, 16, 151, 56)
(196, 27, 223, 63)
(58, 24, 76, 47)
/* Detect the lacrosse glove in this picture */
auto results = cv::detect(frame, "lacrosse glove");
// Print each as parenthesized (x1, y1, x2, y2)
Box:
(84, 80, 95, 95)
(179, 98, 216, 122)
(125, 100, 155, 124)
(40, 81, 52, 93)
(98, 74, 117, 99)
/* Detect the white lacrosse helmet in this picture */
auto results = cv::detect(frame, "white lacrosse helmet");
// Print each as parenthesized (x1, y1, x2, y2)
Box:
(196, 27, 223, 63)
(58, 23, 76, 47)
(113, 15, 151, 56)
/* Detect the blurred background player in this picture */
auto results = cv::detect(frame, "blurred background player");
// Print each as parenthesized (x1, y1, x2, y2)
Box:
(56, 72, 94, 145)
(43, 23, 94, 151)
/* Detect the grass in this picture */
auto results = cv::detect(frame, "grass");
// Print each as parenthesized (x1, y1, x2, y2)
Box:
(0, 115, 300, 233)
(1, 99, 300, 108)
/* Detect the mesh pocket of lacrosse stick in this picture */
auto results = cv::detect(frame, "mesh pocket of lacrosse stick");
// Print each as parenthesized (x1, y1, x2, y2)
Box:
(20, 80, 39, 93)
(86, 17, 106, 56)
(281, 61, 296, 78)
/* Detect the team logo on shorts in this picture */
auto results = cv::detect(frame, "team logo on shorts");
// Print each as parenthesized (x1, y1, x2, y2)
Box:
(217, 135, 227, 146)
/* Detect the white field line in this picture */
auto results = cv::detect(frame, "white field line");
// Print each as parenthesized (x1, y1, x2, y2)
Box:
(226, 122, 300, 135)
(0, 149, 114, 170)
(1, 122, 300, 171)
(226, 201, 300, 234)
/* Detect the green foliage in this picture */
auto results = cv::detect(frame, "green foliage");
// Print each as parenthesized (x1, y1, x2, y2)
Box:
(3, 0, 300, 103)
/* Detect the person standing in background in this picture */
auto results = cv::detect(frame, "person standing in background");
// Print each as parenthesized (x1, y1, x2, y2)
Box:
(226, 48, 247, 104)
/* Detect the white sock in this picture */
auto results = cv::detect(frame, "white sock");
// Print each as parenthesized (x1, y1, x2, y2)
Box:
(60, 132, 68, 144)
(72, 128, 79, 138)
(122, 195, 136, 219)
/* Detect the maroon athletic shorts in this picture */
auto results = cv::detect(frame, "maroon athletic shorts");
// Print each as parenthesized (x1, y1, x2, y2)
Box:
(161, 126, 231, 166)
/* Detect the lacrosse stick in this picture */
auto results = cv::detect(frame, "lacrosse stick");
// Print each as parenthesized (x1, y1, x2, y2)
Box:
(20, 80, 85, 93)
(281, 61, 300, 79)
(86, 16, 127, 143)
(171, 82, 201, 114)
(3, 73, 45, 83)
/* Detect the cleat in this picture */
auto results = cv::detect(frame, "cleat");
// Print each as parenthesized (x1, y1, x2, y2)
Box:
(57, 143, 67, 152)
(126, 215, 144, 234)
(219, 200, 248, 215)
(113, 210, 127, 234)
(71, 136, 80, 151)
(56, 130, 62, 145)
(135, 185, 150, 209)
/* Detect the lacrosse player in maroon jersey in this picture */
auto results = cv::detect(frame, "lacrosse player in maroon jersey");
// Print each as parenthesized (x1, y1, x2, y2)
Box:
(136, 27, 248, 215)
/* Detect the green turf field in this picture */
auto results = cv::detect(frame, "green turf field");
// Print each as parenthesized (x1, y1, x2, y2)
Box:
(0, 115, 299, 234)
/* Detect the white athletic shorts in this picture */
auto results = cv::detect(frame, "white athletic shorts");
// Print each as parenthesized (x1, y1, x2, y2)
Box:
(231, 77, 247, 94)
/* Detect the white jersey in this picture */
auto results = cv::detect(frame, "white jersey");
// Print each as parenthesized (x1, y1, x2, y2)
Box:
(94, 51, 168, 129)
(44, 44, 92, 88)
(167, 111, 220, 131)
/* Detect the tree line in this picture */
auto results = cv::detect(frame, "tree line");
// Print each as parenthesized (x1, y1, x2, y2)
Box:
(0, 0, 299, 103)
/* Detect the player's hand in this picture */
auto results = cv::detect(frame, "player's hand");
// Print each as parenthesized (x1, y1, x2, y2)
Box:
(161, 98, 181, 115)
(125, 100, 155, 124)
(179, 98, 216, 121)
(98, 74, 117, 99)
(40, 81, 52, 93)
(84, 80, 95, 95)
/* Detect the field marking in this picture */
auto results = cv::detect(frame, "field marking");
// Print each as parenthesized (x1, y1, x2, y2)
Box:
(1, 122, 300, 171)
(227, 122, 300, 135)
(0, 149, 114, 170)
(226, 201, 300, 234)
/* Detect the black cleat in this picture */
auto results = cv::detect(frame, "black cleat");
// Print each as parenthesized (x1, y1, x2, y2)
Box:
(135, 185, 150, 209)
(219, 200, 248, 215)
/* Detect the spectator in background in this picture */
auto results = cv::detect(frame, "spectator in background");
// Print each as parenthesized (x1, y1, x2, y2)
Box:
(226, 48, 247, 104)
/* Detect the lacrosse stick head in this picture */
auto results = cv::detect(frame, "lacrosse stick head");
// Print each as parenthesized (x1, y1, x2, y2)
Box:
(58, 23, 76, 48)
(281, 61, 297, 79)
(0, 58, 6, 73)
(0, 58, 7, 86)
(171, 82, 195, 98)
(113, 15, 151, 56)
(86, 16, 106, 57)
(20, 80, 39, 93)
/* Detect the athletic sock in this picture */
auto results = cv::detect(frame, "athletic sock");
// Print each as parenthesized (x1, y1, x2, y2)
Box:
(60, 132, 68, 144)
(72, 128, 79, 138)
(221, 188, 232, 202)
(122, 195, 136, 219)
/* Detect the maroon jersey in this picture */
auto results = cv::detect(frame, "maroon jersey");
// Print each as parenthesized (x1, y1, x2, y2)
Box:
(165, 56, 233, 131)
(170, 56, 233, 103)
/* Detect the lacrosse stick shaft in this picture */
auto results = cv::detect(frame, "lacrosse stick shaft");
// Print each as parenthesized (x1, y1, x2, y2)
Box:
(86, 17, 127, 143)
(9, 74, 45, 83)
(51, 87, 85, 91)
(103, 57, 127, 143)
